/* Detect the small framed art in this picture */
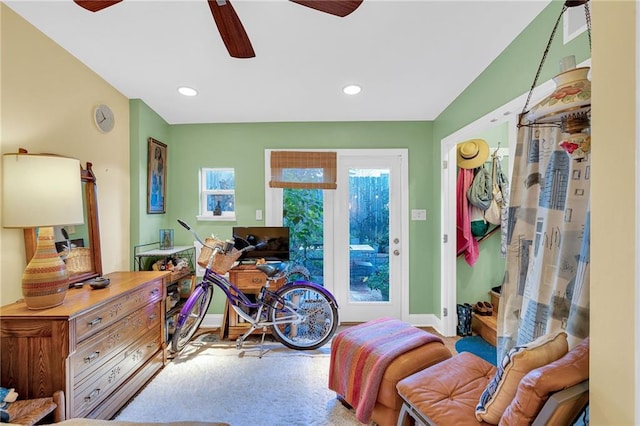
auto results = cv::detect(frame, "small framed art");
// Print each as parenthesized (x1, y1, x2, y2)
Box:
(147, 137, 167, 214)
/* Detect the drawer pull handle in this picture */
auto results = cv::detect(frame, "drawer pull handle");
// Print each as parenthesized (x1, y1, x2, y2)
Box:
(150, 288, 160, 296)
(148, 313, 157, 320)
(251, 278, 262, 283)
(84, 351, 100, 363)
(85, 388, 101, 402)
(87, 317, 102, 327)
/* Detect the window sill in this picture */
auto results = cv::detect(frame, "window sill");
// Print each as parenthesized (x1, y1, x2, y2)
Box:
(197, 214, 237, 222)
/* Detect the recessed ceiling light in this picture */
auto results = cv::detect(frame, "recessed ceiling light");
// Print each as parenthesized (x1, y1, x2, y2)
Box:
(343, 84, 361, 95)
(178, 86, 198, 97)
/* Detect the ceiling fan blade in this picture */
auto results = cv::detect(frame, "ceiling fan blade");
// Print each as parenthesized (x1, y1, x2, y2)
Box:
(290, 0, 363, 17)
(74, 1, 123, 12)
(207, 0, 255, 59)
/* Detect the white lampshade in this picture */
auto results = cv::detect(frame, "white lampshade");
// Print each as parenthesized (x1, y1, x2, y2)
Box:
(2, 153, 84, 228)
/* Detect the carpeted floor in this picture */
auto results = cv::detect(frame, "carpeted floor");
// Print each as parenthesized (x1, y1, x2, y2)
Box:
(115, 333, 364, 426)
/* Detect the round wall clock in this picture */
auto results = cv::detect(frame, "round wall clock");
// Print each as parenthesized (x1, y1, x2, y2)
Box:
(93, 104, 115, 133)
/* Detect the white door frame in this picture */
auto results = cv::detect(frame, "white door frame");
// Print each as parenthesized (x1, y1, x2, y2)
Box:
(335, 151, 406, 322)
(265, 148, 409, 322)
(440, 59, 591, 336)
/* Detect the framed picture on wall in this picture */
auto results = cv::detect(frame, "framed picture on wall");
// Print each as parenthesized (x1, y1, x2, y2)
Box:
(147, 137, 167, 214)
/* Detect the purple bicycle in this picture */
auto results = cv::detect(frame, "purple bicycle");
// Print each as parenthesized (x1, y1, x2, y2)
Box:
(171, 220, 339, 355)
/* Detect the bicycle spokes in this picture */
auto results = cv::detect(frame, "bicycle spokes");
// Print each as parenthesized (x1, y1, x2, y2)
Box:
(269, 284, 338, 350)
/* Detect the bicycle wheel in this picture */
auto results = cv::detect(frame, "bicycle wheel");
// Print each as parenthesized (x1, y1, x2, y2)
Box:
(269, 283, 338, 350)
(171, 284, 213, 353)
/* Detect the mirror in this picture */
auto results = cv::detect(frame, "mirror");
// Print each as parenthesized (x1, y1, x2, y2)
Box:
(23, 162, 103, 286)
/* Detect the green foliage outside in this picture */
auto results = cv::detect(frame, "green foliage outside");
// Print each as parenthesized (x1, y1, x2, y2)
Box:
(366, 262, 389, 299)
(283, 188, 324, 278)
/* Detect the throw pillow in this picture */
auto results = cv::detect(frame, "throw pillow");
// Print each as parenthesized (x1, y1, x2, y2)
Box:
(475, 331, 568, 424)
(499, 337, 589, 425)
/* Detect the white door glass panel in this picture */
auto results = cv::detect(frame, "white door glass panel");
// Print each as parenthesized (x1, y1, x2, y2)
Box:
(335, 154, 404, 321)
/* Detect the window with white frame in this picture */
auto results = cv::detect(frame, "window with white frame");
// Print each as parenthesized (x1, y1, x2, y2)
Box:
(198, 168, 236, 220)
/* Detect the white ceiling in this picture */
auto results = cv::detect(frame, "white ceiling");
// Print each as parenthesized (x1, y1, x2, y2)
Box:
(4, 0, 551, 124)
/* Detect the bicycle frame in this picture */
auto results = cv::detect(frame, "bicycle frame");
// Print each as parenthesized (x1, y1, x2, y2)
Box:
(182, 265, 337, 334)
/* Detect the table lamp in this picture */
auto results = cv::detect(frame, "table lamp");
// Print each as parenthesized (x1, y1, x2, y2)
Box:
(2, 150, 84, 309)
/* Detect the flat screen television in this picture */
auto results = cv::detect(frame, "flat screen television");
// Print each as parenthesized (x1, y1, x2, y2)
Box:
(232, 226, 290, 262)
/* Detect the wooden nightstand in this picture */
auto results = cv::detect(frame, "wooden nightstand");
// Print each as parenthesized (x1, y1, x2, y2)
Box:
(221, 265, 285, 340)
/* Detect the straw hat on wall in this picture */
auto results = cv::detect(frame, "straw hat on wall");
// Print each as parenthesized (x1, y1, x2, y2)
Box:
(457, 139, 489, 169)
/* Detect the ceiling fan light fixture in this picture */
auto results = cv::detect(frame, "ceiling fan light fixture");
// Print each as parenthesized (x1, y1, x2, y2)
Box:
(178, 86, 198, 97)
(343, 84, 361, 95)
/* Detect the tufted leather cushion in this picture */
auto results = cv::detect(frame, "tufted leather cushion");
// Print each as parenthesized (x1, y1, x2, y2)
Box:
(373, 340, 452, 426)
(397, 352, 496, 425)
(499, 337, 589, 425)
(475, 331, 568, 424)
(377, 341, 452, 408)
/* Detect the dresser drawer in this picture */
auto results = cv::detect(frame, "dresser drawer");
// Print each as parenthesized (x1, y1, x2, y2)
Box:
(71, 302, 161, 382)
(75, 280, 163, 342)
(72, 327, 161, 418)
(231, 270, 267, 290)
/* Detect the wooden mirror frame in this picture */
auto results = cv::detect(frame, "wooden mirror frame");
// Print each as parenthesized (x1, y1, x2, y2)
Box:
(23, 162, 103, 286)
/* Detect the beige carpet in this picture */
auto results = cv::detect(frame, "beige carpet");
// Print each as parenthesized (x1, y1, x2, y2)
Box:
(115, 333, 365, 426)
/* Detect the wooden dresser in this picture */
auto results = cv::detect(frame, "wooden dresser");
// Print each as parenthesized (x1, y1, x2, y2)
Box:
(0, 271, 169, 420)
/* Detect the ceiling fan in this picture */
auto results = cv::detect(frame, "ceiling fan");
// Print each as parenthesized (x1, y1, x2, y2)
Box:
(73, 0, 363, 59)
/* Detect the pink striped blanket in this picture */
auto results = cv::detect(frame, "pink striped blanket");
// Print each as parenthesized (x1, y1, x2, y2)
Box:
(328, 317, 442, 423)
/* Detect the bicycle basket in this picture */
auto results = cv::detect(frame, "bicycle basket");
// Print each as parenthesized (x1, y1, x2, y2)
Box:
(197, 237, 243, 274)
(197, 237, 224, 269)
(211, 249, 243, 274)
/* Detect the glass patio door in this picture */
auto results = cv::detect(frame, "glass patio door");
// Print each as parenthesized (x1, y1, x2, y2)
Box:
(334, 153, 404, 321)
(266, 149, 407, 323)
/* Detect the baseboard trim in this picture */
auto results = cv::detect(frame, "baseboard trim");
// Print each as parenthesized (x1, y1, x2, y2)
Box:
(199, 313, 450, 337)
(201, 313, 223, 329)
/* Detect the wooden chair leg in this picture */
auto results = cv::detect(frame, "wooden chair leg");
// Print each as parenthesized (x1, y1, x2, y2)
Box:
(52, 390, 66, 422)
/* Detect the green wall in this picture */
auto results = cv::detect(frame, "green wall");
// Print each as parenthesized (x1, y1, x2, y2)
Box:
(131, 120, 436, 315)
(130, 99, 172, 249)
(456, 123, 509, 306)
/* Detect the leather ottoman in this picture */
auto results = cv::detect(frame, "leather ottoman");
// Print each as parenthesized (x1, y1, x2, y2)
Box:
(329, 319, 452, 426)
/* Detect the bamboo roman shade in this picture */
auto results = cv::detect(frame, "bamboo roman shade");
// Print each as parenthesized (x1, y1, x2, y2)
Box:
(269, 151, 337, 189)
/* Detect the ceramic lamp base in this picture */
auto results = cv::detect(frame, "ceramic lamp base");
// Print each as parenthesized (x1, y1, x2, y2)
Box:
(22, 227, 69, 309)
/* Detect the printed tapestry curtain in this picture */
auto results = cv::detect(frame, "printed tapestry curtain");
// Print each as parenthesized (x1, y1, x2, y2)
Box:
(497, 124, 590, 360)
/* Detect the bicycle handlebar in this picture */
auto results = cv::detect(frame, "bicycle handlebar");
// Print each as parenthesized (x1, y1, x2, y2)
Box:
(177, 219, 259, 255)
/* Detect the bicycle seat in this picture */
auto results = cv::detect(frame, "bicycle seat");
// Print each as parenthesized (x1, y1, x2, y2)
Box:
(256, 262, 287, 277)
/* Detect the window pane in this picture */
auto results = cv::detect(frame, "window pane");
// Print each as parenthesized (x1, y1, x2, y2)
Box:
(283, 188, 324, 284)
(281, 168, 325, 184)
(349, 168, 390, 302)
(206, 194, 235, 214)
(204, 169, 234, 190)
